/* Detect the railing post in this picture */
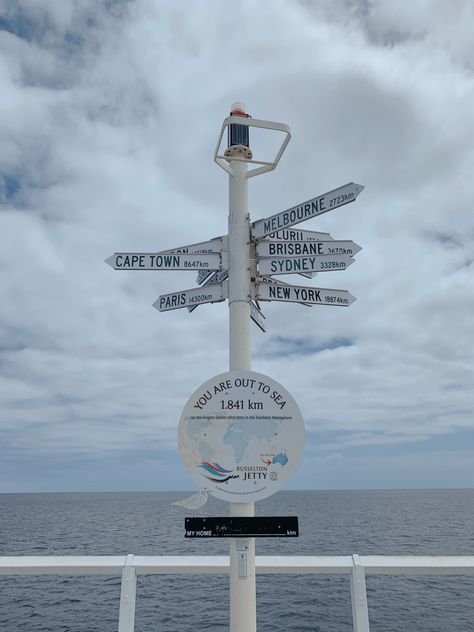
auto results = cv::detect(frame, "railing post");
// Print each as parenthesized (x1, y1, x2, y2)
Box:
(118, 554, 137, 632)
(350, 554, 370, 632)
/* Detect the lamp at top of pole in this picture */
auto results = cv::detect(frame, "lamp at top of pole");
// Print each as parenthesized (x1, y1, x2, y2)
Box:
(214, 106, 291, 177)
(225, 102, 253, 160)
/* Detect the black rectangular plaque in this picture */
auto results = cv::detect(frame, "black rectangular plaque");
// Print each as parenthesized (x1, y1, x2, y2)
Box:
(184, 516, 298, 538)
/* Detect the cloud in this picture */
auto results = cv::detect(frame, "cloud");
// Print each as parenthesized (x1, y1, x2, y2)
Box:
(1, 0, 473, 491)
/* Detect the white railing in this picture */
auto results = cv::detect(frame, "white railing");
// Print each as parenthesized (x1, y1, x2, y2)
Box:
(1, 554, 473, 632)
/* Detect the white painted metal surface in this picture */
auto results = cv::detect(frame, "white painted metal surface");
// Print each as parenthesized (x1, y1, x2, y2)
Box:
(2, 554, 473, 632)
(3, 554, 474, 575)
(118, 554, 136, 632)
(264, 228, 333, 241)
(257, 239, 362, 257)
(188, 270, 229, 312)
(257, 281, 356, 306)
(226, 154, 256, 632)
(258, 253, 354, 276)
(105, 252, 222, 271)
(154, 282, 227, 312)
(158, 236, 224, 254)
(252, 182, 364, 239)
(351, 554, 370, 632)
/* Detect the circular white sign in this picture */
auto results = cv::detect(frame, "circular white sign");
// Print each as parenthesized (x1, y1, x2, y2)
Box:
(178, 370, 304, 502)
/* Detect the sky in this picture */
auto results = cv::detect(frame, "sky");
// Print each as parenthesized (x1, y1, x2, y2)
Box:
(1, 0, 473, 494)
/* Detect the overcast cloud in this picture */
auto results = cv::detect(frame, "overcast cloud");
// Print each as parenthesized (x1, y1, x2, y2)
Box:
(1, 0, 473, 492)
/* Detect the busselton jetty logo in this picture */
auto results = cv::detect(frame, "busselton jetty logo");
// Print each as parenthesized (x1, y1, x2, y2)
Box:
(197, 462, 238, 483)
(197, 454, 290, 485)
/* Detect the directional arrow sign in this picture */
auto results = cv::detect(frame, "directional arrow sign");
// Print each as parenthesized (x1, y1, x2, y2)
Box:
(252, 182, 364, 239)
(258, 276, 313, 307)
(257, 240, 362, 258)
(258, 254, 354, 276)
(105, 252, 221, 271)
(196, 269, 214, 284)
(154, 283, 227, 312)
(263, 228, 333, 242)
(250, 301, 266, 332)
(189, 270, 228, 312)
(205, 270, 229, 285)
(257, 281, 356, 306)
(160, 236, 224, 255)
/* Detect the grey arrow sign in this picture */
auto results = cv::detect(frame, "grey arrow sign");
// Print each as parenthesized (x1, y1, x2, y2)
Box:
(263, 228, 333, 242)
(257, 281, 356, 306)
(257, 240, 362, 258)
(105, 252, 222, 271)
(252, 182, 364, 239)
(258, 253, 354, 276)
(158, 236, 224, 255)
(154, 283, 227, 312)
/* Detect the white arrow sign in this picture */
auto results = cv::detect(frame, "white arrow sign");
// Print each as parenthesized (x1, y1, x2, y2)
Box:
(154, 283, 227, 312)
(196, 269, 214, 284)
(252, 182, 364, 239)
(258, 254, 354, 276)
(105, 252, 222, 271)
(257, 240, 362, 258)
(258, 276, 313, 307)
(264, 228, 333, 242)
(189, 270, 228, 312)
(257, 281, 356, 306)
(159, 236, 224, 255)
(250, 301, 266, 332)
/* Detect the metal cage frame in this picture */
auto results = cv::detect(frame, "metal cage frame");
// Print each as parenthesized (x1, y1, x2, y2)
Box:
(214, 116, 291, 178)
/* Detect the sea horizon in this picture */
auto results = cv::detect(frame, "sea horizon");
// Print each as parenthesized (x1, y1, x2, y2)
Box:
(1, 486, 473, 495)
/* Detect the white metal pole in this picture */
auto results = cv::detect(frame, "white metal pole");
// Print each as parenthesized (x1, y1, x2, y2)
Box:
(227, 155, 256, 632)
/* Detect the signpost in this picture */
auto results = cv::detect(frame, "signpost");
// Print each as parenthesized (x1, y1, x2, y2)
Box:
(257, 239, 361, 258)
(159, 236, 224, 255)
(154, 283, 227, 312)
(105, 252, 221, 271)
(257, 281, 356, 306)
(258, 276, 313, 307)
(265, 228, 333, 242)
(252, 181, 364, 239)
(106, 103, 365, 632)
(188, 270, 229, 312)
(257, 253, 354, 276)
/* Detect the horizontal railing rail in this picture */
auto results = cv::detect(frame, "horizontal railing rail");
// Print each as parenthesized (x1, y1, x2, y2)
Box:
(1, 554, 473, 632)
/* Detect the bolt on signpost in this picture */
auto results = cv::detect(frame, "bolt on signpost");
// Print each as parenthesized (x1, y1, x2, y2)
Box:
(106, 103, 364, 632)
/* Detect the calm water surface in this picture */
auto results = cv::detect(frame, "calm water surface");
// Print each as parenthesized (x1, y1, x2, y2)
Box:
(0, 489, 473, 631)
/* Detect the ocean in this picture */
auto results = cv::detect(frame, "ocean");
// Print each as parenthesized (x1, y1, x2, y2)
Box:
(1, 489, 473, 631)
